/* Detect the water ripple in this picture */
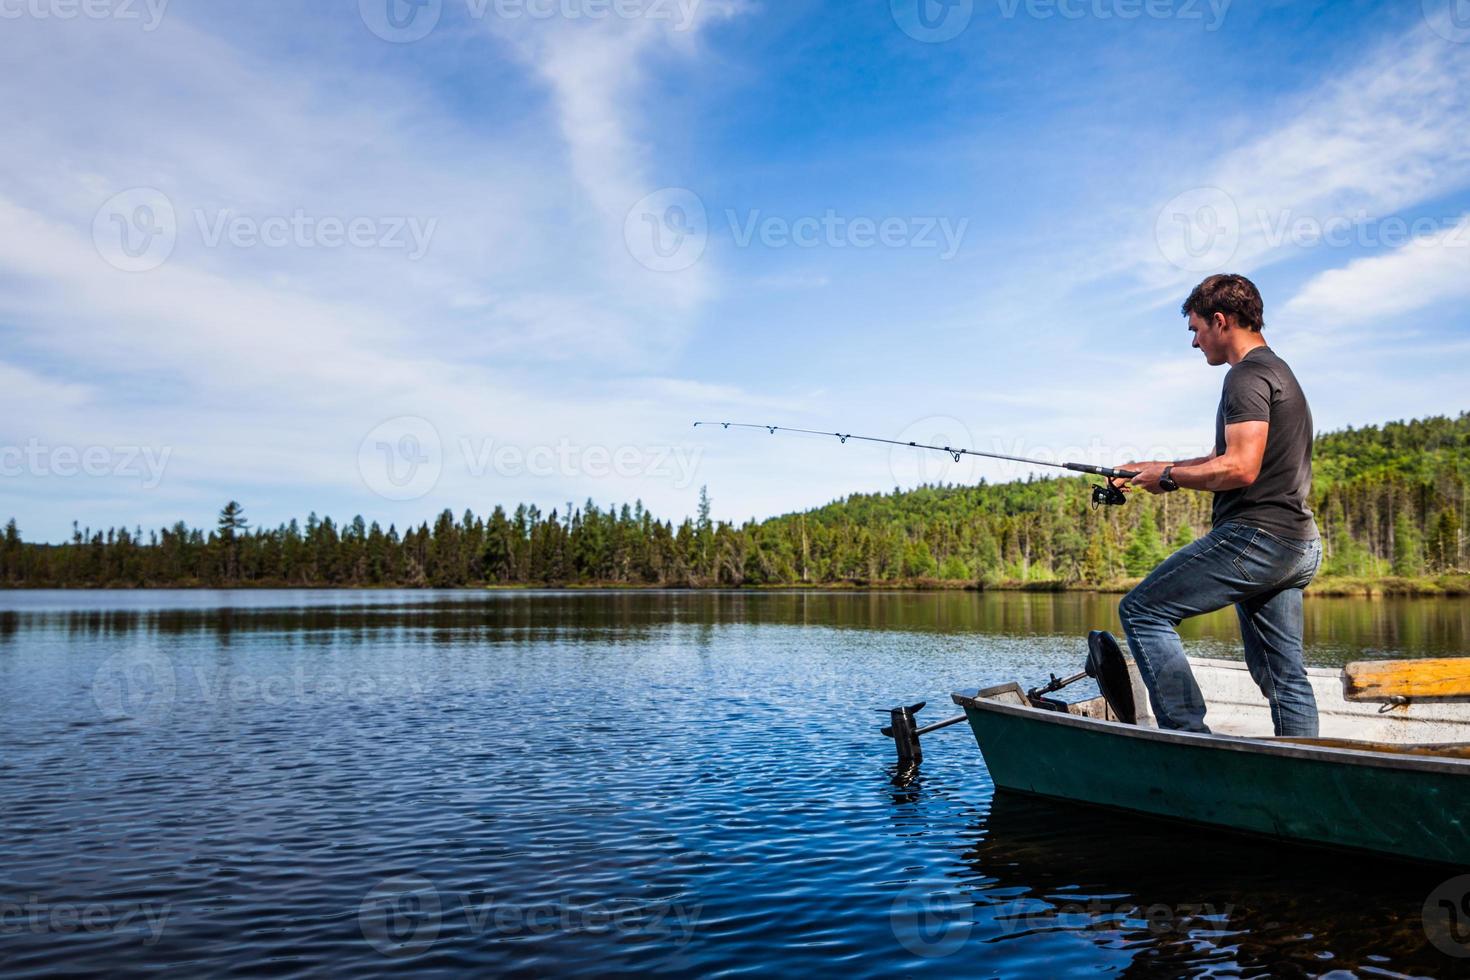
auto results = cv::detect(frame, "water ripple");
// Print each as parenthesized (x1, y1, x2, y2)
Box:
(0, 590, 1464, 977)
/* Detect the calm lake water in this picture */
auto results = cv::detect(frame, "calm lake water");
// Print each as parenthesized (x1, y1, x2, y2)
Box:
(1, 589, 1468, 978)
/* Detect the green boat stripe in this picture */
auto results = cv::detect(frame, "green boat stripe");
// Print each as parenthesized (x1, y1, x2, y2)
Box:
(952, 692, 1470, 777)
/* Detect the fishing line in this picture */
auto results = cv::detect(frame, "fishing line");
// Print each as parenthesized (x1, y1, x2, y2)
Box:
(692, 421, 1139, 506)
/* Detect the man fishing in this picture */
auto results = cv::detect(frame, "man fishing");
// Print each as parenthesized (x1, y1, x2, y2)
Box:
(1118, 273, 1322, 737)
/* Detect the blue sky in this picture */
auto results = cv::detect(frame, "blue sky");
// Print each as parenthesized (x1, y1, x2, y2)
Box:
(3, 0, 1469, 541)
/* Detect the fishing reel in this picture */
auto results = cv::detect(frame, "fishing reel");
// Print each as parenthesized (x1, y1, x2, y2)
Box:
(1091, 478, 1130, 508)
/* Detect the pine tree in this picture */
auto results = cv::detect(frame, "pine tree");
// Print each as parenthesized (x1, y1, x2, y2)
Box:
(1392, 511, 1423, 577)
(1123, 509, 1165, 577)
(1, 518, 19, 582)
(1171, 522, 1196, 550)
(1431, 508, 1461, 571)
(216, 502, 248, 581)
(1081, 525, 1109, 583)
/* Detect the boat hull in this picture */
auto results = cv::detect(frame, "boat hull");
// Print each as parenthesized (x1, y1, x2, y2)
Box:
(957, 692, 1470, 866)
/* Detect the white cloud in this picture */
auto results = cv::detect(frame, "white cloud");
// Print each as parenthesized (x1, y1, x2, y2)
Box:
(1282, 213, 1470, 325)
(0, 6, 761, 537)
(1133, 22, 1470, 294)
(480, 1, 747, 309)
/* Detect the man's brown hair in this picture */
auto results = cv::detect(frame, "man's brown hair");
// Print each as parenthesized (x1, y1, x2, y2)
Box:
(1181, 274, 1264, 332)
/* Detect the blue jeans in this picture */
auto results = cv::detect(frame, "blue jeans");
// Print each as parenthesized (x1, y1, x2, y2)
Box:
(1118, 521, 1323, 736)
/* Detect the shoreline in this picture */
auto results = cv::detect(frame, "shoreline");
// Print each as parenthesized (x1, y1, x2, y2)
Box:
(2, 575, 1466, 598)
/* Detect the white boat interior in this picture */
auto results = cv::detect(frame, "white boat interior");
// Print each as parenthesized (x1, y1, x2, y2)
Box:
(1057, 656, 1470, 747)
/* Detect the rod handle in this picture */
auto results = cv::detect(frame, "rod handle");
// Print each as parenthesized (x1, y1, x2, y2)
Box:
(1064, 462, 1140, 480)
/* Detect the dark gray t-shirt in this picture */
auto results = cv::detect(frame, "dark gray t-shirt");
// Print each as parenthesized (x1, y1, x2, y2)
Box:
(1211, 346, 1318, 540)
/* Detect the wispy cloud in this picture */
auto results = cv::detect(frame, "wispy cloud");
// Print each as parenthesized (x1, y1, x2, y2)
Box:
(1, 2, 1466, 539)
(0, 6, 764, 536)
(1283, 213, 1470, 325)
(481, 0, 748, 310)
(1132, 21, 1470, 295)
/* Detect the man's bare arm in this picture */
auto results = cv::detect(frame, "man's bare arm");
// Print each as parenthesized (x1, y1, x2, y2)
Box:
(1119, 450, 1214, 474)
(1125, 423, 1266, 494)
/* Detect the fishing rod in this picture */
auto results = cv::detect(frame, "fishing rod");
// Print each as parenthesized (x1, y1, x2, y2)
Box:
(692, 421, 1140, 506)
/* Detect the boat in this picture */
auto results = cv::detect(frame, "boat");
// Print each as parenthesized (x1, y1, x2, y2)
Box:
(949, 635, 1470, 866)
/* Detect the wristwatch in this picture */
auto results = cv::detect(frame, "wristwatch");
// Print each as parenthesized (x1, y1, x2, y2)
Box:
(1159, 465, 1179, 493)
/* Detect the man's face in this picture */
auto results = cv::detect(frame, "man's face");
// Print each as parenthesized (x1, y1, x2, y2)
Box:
(1188, 311, 1227, 366)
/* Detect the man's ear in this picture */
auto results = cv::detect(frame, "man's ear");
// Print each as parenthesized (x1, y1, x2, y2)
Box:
(1212, 311, 1230, 333)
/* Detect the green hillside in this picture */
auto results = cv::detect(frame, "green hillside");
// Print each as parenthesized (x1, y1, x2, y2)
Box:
(2, 413, 1467, 592)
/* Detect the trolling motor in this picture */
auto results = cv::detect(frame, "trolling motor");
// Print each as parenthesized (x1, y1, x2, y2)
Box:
(880, 701, 969, 783)
(693, 421, 1139, 507)
(879, 632, 1138, 784)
